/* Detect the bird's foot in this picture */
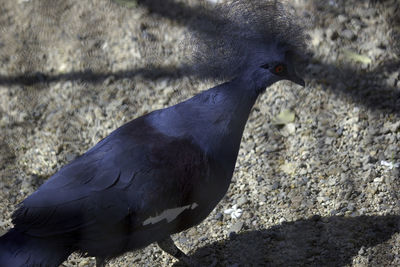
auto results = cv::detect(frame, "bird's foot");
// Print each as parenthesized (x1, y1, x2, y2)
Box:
(157, 236, 201, 267)
(96, 257, 106, 267)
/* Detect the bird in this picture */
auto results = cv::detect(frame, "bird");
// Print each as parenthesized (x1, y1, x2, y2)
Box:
(0, 0, 307, 266)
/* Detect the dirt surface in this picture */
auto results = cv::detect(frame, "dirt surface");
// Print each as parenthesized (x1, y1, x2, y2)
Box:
(0, 0, 399, 266)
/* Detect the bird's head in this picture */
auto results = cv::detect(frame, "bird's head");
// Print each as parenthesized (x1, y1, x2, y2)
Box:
(185, 0, 308, 90)
(240, 42, 305, 93)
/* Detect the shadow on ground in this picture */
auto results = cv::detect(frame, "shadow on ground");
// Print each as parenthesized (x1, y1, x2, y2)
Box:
(174, 215, 400, 266)
(0, 0, 398, 115)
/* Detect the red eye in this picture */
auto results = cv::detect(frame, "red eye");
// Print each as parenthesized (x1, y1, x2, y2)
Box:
(275, 64, 284, 73)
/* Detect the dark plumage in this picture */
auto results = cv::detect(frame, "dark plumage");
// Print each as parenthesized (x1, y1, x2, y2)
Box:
(0, 0, 307, 266)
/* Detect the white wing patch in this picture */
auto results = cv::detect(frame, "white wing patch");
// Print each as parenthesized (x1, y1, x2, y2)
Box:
(142, 203, 199, 226)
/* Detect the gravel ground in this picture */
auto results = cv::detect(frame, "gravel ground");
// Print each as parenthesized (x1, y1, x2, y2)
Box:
(0, 0, 400, 266)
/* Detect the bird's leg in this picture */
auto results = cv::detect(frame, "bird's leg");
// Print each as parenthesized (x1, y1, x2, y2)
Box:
(157, 236, 198, 266)
(96, 257, 106, 267)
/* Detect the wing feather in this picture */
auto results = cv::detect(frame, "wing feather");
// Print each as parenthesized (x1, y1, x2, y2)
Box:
(12, 117, 209, 240)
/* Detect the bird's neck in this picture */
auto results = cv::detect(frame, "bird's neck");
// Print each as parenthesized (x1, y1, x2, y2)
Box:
(148, 78, 261, 174)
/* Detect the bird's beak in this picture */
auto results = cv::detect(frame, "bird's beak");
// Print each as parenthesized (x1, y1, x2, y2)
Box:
(289, 74, 305, 87)
(284, 51, 306, 87)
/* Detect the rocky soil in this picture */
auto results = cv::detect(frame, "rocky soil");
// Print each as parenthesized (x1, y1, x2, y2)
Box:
(0, 0, 399, 266)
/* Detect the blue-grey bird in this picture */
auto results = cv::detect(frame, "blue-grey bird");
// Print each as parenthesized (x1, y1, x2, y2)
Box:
(0, 1, 306, 266)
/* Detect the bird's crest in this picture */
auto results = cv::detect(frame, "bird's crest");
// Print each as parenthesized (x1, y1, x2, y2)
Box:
(184, 0, 308, 82)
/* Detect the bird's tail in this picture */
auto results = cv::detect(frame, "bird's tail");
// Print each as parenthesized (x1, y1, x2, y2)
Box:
(0, 228, 72, 267)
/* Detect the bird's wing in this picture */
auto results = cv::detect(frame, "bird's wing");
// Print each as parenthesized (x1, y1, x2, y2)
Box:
(12, 117, 210, 237)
